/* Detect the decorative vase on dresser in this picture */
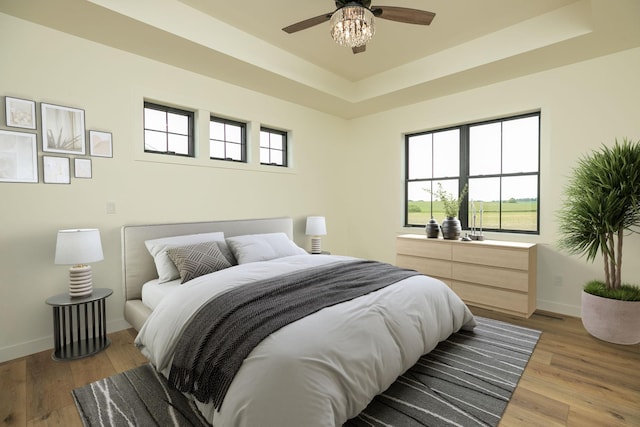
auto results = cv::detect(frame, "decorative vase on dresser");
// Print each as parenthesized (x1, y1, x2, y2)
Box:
(425, 218, 440, 238)
(440, 217, 461, 240)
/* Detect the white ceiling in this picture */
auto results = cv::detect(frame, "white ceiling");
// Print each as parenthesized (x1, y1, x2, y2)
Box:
(2, 0, 640, 118)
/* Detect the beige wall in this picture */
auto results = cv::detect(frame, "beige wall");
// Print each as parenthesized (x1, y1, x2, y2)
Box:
(1, 11, 639, 362)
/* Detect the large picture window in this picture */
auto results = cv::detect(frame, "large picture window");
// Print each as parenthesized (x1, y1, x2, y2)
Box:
(405, 112, 540, 234)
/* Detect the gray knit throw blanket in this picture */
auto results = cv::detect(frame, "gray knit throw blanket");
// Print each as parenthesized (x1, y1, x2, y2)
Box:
(168, 259, 420, 410)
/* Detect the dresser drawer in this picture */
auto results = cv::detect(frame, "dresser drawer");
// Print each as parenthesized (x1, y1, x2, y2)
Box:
(451, 281, 530, 314)
(452, 263, 529, 292)
(397, 237, 452, 260)
(397, 254, 452, 278)
(453, 245, 530, 270)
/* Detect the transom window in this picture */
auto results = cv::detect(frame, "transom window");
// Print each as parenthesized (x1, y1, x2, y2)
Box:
(260, 127, 288, 167)
(143, 102, 194, 157)
(405, 112, 540, 234)
(209, 116, 246, 162)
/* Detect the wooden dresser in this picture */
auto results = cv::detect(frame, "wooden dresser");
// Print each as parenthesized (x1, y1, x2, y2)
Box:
(396, 234, 537, 318)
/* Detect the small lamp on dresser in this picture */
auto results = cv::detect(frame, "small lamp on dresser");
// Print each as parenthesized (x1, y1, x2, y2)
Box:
(55, 229, 104, 297)
(305, 216, 327, 254)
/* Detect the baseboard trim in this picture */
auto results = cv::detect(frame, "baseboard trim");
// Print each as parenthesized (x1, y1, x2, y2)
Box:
(536, 299, 581, 318)
(0, 318, 132, 364)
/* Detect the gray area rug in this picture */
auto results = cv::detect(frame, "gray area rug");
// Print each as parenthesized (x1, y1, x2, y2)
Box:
(72, 360, 210, 427)
(73, 317, 540, 426)
(345, 316, 541, 426)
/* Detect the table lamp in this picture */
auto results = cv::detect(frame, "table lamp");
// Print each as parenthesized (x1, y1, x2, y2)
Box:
(55, 229, 104, 297)
(305, 216, 327, 254)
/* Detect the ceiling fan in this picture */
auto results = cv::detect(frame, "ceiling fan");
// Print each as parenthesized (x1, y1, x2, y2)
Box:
(282, 0, 436, 54)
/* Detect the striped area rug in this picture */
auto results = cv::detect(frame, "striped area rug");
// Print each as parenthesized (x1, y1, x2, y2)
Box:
(345, 316, 541, 426)
(72, 361, 210, 426)
(72, 317, 540, 427)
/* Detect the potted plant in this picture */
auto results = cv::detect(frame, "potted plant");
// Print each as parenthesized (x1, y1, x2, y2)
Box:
(557, 138, 640, 344)
(429, 183, 468, 240)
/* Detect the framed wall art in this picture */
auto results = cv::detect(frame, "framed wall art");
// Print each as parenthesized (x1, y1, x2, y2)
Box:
(0, 130, 38, 183)
(43, 155, 70, 184)
(89, 130, 113, 157)
(41, 103, 85, 155)
(74, 158, 92, 178)
(5, 96, 36, 129)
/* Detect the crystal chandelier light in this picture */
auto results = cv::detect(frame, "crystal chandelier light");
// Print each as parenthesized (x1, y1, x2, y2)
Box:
(330, 5, 375, 48)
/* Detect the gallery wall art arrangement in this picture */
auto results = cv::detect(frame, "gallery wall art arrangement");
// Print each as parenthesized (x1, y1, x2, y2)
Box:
(0, 95, 113, 184)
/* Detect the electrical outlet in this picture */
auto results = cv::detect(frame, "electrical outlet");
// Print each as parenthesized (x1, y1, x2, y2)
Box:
(552, 275, 563, 287)
(106, 201, 116, 214)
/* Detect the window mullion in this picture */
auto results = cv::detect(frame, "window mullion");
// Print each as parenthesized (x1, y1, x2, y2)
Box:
(459, 125, 470, 228)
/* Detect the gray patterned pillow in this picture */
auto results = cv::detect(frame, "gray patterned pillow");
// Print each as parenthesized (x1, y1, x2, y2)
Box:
(167, 242, 232, 284)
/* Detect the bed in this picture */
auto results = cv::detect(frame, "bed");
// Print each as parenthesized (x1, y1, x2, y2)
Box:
(122, 217, 476, 426)
(121, 217, 298, 331)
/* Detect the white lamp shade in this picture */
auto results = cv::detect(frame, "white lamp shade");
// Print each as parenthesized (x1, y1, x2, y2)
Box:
(305, 216, 327, 236)
(55, 229, 104, 265)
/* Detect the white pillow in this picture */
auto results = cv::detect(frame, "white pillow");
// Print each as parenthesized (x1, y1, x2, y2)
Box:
(145, 232, 231, 283)
(226, 232, 308, 264)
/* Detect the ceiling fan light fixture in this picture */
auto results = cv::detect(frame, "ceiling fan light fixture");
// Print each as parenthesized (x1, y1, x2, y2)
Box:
(330, 5, 375, 48)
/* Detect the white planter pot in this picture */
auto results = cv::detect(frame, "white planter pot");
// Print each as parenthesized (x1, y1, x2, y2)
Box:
(581, 291, 640, 345)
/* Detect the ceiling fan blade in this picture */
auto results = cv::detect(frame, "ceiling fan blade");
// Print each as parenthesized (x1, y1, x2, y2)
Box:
(352, 45, 366, 54)
(282, 13, 332, 34)
(371, 6, 435, 25)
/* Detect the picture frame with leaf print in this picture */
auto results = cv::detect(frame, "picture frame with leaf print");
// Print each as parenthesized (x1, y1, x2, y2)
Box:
(41, 103, 86, 155)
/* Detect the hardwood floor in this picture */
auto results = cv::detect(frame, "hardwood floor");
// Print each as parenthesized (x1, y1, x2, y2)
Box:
(472, 307, 640, 427)
(1, 309, 638, 426)
(1, 328, 147, 426)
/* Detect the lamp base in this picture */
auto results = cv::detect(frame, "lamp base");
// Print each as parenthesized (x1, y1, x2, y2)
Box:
(69, 265, 93, 297)
(310, 237, 322, 254)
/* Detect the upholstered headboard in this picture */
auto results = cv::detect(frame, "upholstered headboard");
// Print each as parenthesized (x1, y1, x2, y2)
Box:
(120, 217, 294, 330)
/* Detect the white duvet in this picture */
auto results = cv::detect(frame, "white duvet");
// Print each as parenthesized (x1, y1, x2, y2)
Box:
(135, 255, 476, 427)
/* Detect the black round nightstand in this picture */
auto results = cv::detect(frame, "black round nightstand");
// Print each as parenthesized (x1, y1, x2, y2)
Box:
(45, 288, 112, 361)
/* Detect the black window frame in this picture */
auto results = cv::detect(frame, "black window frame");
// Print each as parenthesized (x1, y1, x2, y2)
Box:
(143, 101, 195, 157)
(260, 127, 288, 167)
(209, 115, 247, 163)
(405, 111, 541, 234)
